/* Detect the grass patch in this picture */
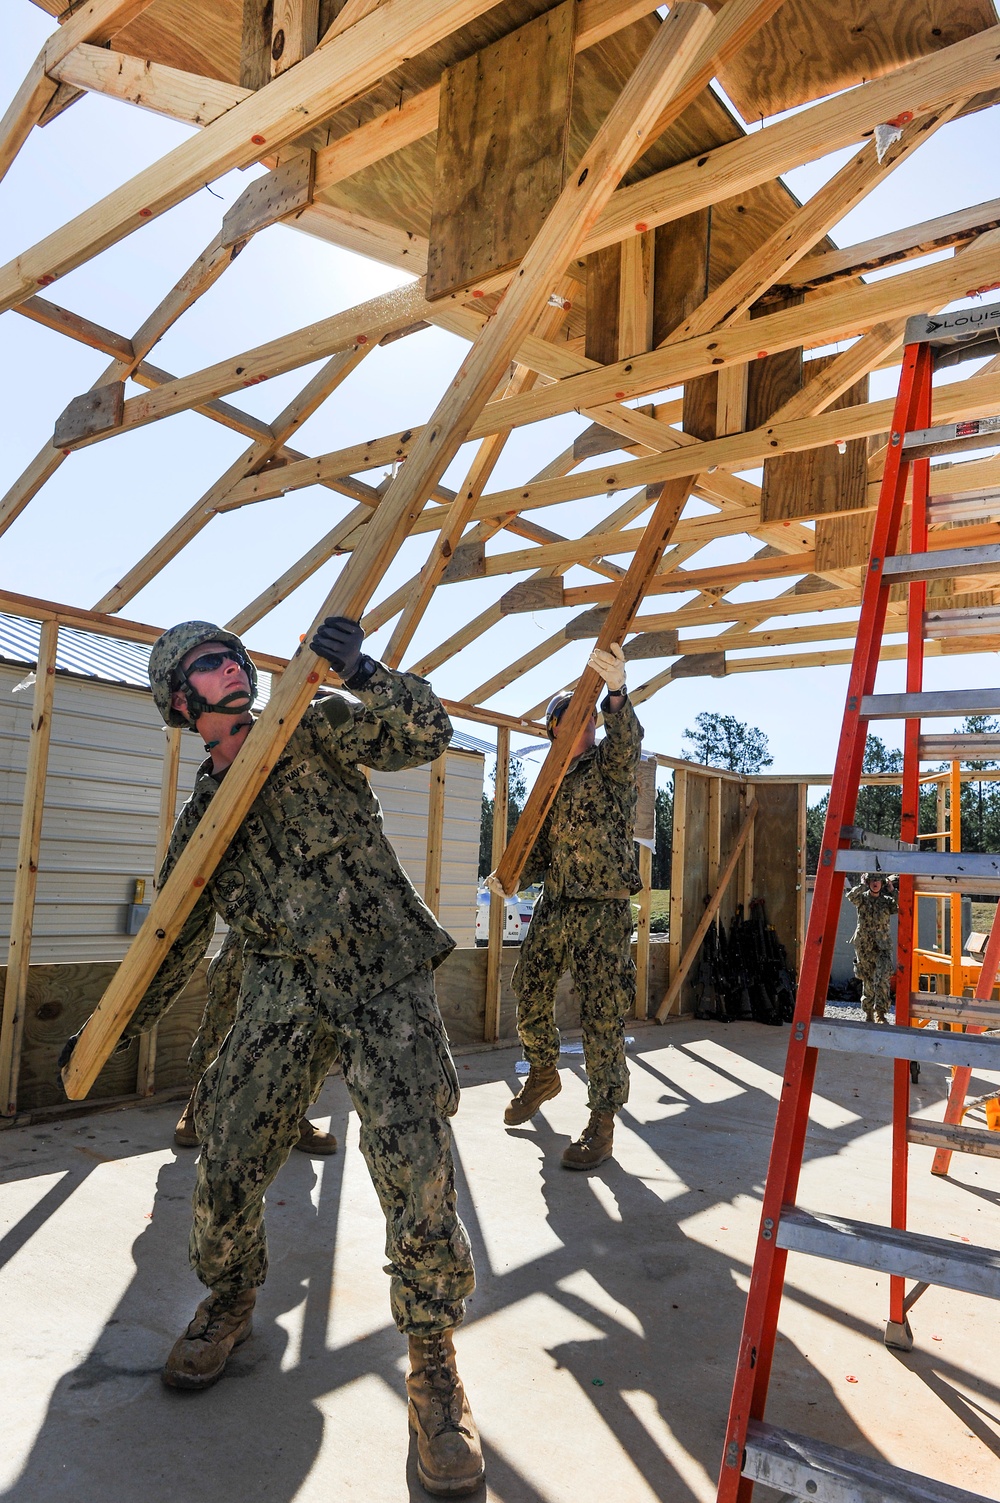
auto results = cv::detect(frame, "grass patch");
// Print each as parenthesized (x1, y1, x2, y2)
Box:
(972, 900, 997, 935)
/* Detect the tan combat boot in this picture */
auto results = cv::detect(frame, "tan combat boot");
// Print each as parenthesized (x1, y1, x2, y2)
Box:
(561, 1110, 615, 1170)
(407, 1329, 484, 1496)
(293, 1118, 338, 1155)
(503, 1064, 561, 1125)
(161, 1290, 256, 1391)
(173, 1088, 198, 1148)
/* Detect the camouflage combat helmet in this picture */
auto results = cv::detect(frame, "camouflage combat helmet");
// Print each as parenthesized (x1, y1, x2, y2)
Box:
(544, 691, 598, 740)
(148, 621, 257, 729)
(544, 692, 574, 740)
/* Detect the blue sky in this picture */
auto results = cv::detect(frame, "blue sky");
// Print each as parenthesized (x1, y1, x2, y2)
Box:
(4, 6, 1000, 780)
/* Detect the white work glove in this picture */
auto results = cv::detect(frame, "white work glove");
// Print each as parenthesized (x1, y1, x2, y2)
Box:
(588, 641, 626, 693)
(485, 871, 510, 899)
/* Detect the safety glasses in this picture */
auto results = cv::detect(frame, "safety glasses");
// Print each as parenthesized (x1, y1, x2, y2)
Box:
(182, 649, 247, 678)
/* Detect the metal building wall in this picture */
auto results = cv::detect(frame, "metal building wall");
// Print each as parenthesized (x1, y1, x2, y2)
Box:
(0, 664, 482, 960)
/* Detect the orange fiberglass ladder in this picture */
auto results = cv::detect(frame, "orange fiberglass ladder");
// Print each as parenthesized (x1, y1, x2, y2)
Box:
(716, 300, 1000, 1503)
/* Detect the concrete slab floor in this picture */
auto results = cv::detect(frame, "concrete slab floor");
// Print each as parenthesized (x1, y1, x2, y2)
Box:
(0, 1017, 998, 1503)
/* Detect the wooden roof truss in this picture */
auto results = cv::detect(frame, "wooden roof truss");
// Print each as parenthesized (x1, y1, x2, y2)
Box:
(4, 0, 1000, 1085)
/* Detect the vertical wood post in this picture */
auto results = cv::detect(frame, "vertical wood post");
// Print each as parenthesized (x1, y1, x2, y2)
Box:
(0, 620, 58, 1116)
(936, 775, 947, 958)
(708, 775, 722, 888)
(240, 0, 274, 89)
(271, 0, 320, 76)
(949, 758, 962, 998)
(424, 752, 447, 919)
(137, 726, 182, 1096)
(740, 784, 755, 910)
(667, 767, 687, 1009)
(796, 781, 808, 971)
(634, 842, 653, 1020)
(484, 728, 510, 1043)
(618, 229, 654, 359)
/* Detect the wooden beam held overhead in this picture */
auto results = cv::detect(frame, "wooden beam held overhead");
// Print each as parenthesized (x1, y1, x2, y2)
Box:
(494, 476, 696, 893)
(60, 1, 724, 1099)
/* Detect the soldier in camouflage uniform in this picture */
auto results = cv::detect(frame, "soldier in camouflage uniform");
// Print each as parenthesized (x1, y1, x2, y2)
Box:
(173, 928, 338, 1155)
(488, 643, 642, 1170)
(60, 618, 483, 1497)
(847, 872, 898, 1023)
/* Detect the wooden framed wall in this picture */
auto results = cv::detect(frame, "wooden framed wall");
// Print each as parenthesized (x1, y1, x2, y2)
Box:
(664, 759, 804, 1015)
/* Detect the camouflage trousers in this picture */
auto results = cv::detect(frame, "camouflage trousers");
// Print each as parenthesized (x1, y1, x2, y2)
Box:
(855, 953, 894, 1022)
(512, 895, 633, 1113)
(187, 931, 243, 1082)
(191, 955, 475, 1334)
(853, 934, 894, 1022)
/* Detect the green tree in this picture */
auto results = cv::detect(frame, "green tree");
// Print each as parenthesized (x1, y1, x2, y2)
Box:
(652, 782, 672, 890)
(958, 715, 1000, 854)
(805, 732, 941, 871)
(682, 711, 774, 775)
(478, 756, 528, 879)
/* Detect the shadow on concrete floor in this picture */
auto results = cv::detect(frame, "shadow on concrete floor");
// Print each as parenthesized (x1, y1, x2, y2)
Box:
(1, 1019, 998, 1501)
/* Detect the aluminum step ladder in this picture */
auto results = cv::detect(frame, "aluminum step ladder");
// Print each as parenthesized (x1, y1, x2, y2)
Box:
(716, 303, 1000, 1503)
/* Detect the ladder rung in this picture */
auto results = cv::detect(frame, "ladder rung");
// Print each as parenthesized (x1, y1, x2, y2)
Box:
(860, 688, 1000, 719)
(883, 542, 1000, 585)
(904, 303, 1000, 350)
(840, 824, 918, 853)
(909, 994, 1000, 1026)
(743, 1419, 995, 1503)
(835, 849, 1000, 882)
(776, 1207, 1000, 1298)
(810, 1017, 1000, 1069)
(907, 1119, 1000, 1160)
(918, 730, 1000, 758)
(923, 606, 1000, 641)
(927, 485, 1000, 524)
(914, 877, 1000, 895)
(903, 413, 1000, 461)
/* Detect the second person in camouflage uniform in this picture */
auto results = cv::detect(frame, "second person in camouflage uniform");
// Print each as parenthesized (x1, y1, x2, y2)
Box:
(489, 643, 642, 1169)
(847, 872, 898, 1023)
(60, 617, 483, 1498)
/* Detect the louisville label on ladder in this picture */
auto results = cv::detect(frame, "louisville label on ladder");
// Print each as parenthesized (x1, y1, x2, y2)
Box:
(716, 302, 1000, 1503)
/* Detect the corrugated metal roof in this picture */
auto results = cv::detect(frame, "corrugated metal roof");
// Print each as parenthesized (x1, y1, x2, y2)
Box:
(0, 613, 153, 689)
(0, 613, 489, 755)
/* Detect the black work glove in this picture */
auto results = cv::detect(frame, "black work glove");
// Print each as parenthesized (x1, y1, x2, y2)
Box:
(57, 1032, 81, 1075)
(310, 616, 378, 689)
(57, 1028, 132, 1084)
(311, 616, 364, 679)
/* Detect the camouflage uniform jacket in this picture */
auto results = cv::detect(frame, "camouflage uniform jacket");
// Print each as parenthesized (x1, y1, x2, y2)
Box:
(125, 664, 454, 1036)
(523, 694, 643, 900)
(846, 882, 898, 948)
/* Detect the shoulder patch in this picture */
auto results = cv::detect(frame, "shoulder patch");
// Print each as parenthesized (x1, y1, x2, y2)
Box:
(316, 693, 353, 732)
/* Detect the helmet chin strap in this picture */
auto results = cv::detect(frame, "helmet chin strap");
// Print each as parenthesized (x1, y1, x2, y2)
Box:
(180, 682, 253, 729)
(203, 714, 254, 753)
